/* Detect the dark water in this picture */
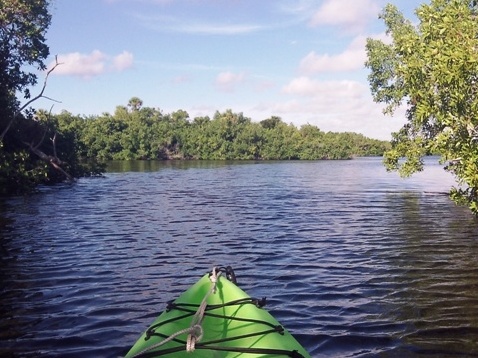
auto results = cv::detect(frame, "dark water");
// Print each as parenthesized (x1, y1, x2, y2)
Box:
(1, 158, 477, 357)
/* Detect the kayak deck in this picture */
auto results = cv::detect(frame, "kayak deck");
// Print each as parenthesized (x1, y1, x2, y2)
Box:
(125, 267, 310, 357)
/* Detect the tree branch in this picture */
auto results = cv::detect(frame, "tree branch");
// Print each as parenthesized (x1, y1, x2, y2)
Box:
(23, 140, 74, 182)
(17, 56, 63, 114)
(1, 55, 63, 141)
(51, 132, 58, 159)
(23, 138, 75, 182)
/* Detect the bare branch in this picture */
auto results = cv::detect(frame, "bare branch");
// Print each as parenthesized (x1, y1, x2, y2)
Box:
(17, 56, 63, 114)
(51, 132, 58, 160)
(42, 95, 62, 103)
(1, 56, 63, 141)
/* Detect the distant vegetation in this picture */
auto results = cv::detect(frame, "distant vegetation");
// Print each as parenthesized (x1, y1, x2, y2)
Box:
(2, 97, 391, 195)
(67, 97, 390, 162)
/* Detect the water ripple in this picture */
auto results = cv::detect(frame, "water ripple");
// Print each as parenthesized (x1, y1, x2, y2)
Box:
(1, 158, 478, 357)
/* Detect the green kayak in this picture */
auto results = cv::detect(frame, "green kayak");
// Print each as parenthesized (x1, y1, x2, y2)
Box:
(125, 267, 311, 357)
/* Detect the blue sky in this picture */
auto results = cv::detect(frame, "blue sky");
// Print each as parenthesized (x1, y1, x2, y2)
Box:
(36, 0, 421, 140)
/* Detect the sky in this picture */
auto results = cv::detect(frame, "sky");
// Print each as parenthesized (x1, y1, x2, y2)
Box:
(35, 0, 423, 140)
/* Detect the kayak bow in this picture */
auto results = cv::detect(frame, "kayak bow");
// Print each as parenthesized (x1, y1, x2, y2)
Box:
(125, 267, 311, 357)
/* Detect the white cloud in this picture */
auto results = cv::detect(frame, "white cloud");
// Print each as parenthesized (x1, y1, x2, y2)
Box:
(53, 50, 134, 79)
(215, 71, 246, 93)
(368, 31, 393, 45)
(54, 50, 107, 78)
(190, 74, 405, 139)
(135, 13, 264, 35)
(299, 35, 367, 74)
(282, 77, 365, 98)
(309, 0, 380, 33)
(179, 23, 263, 35)
(248, 76, 404, 139)
(112, 51, 134, 71)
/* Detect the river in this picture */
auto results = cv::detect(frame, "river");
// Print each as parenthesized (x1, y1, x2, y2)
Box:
(1, 158, 477, 357)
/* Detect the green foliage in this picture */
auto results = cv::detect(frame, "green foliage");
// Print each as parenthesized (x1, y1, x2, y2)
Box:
(366, 0, 478, 214)
(1, 0, 51, 143)
(0, 0, 100, 195)
(0, 140, 48, 195)
(65, 98, 390, 163)
(0, 0, 51, 103)
(261, 120, 300, 160)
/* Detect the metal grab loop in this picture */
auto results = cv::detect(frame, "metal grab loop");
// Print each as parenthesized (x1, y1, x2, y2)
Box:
(212, 265, 237, 284)
(226, 265, 237, 284)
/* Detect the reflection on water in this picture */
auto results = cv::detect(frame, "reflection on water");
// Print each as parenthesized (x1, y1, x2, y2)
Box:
(385, 193, 478, 356)
(0, 158, 477, 357)
(106, 159, 260, 172)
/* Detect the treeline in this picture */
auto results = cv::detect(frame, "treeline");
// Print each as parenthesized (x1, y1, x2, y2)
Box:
(61, 97, 390, 162)
(1, 96, 390, 195)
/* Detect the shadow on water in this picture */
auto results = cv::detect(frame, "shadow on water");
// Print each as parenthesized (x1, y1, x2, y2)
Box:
(0, 158, 477, 357)
(379, 192, 478, 356)
(106, 159, 265, 173)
